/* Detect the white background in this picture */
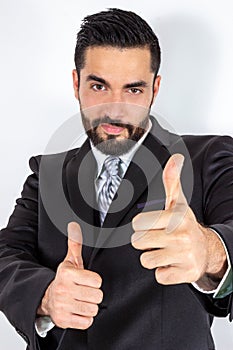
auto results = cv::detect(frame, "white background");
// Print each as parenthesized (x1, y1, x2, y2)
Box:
(0, 0, 233, 349)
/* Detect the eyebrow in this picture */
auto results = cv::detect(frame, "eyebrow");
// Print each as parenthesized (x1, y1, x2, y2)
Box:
(124, 81, 148, 89)
(86, 74, 109, 87)
(86, 74, 148, 89)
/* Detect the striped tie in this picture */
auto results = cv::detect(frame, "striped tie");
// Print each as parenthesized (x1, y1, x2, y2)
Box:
(98, 156, 122, 225)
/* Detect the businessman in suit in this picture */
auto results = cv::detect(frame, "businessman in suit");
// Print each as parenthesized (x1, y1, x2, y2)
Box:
(0, 8, 233, 350)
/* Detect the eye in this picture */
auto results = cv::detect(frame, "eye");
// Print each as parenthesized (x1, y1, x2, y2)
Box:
(128, 88, 143, 95)
(92, 84, 106, 91)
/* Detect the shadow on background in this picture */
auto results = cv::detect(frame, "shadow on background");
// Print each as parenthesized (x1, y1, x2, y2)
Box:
(151, 13, 233, 349)
(151, 13, 221, 134)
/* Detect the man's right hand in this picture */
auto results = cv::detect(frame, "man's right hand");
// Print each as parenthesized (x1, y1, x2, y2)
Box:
(37, 222, 103, 330)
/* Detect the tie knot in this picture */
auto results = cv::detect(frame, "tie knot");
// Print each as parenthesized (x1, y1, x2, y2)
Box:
(104, 157, 121, 177)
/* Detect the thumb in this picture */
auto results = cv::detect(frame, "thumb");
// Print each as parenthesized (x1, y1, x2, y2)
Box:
(65, 221, 84, 269)
(163, 154, 186, 210)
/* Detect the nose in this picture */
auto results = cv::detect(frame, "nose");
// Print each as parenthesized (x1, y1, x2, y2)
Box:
(107, 89, 130, 119)
(106, 102, 126, 120)
(109, 90, 125, 104)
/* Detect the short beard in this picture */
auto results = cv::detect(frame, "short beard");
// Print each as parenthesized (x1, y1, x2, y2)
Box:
(81, 112, 149, 156)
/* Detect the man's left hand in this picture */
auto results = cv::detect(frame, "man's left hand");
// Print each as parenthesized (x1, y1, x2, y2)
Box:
(131, 154, 227, 288)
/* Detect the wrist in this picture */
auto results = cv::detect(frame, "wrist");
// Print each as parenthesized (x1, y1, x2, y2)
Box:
(196, 226, 227, 290)
(204, 227, 227, 277)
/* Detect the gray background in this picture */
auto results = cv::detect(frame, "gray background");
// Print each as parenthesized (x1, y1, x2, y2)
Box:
(0, 0, 232, 348)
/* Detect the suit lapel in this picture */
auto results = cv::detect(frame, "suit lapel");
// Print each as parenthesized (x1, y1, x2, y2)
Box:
(65, 139, 100, 265)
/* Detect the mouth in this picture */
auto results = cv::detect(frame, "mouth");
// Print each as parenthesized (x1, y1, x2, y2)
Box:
(100, 123, 125, 135)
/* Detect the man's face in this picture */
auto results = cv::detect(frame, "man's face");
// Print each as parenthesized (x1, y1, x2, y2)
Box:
(72, 46, 161, 155)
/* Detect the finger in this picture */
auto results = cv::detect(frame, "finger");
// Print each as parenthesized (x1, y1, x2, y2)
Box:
(58, 314, 93, 330)
(132, 210, 174, 232)
(140, 249, 179, 270)
(163, 154, 186, 209)
(65, 221, 84, 269)
(132, 226, 185, 250)
(131, 229, 168, 250)
(72, 269, 103, 289)
(155, 266, 189, 285)
(68, 300, 99, 318)
(70, 285, 104, 304)
(70, 315, 94, 330)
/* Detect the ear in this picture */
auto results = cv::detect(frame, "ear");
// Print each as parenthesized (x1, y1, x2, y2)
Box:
(72, 69, 79, 100)
(151, 75, 161, 105)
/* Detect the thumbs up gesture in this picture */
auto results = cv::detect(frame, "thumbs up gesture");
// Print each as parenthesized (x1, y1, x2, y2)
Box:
(131, 154, 227, 287)
(37, 222, 103, 329)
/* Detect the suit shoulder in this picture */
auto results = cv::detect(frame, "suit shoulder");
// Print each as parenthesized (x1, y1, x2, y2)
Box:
(181, 134, 233, 158)
(28, 147, 80, 174)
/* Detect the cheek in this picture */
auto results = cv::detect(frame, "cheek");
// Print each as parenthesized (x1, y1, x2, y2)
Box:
(79, 95, 96, 109)
(140, 91, 154, 105)
(125, 92, 153, 110)
(79, 88, 101, 109)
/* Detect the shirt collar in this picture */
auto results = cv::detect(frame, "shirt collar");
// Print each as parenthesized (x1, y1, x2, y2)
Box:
(90, 119, 152, 179)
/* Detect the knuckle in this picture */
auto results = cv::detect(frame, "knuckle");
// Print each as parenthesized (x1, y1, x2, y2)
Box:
(55, 283, 66, 296)
(189, 267, 200, 282)
(96, 289, 104, 304)
(132, 213, 141, 230)
(70, 315, 80, 329)
(186, 250, 194, 262)
(79, 317, 94, 330)
(75, 269, 85, 283)
(176, 231, 191, 247)
(155, 268, 170, 285)
(141, 251, 155, 270)
(142, 230, 153, 244)
(78, 301, 97, 317)
(78, 302, 88, 315)
(57, 262, 64, 272)
(70, 316, 79, 329)
(131, 237, 139, 248)
(155, 268, 163, 284)
(53, 315, 67, 329)
(85, 317, 94, 329)
(77, 286, 86, 300)
(94, 274, 102, 288)
(63, 267, 73, 279)
(53, 300, 65, 314)
(131, 235, 143, 249)
(91, 304, 99, 317)
(140, 253, 147, 268)
(144, 231, 152, 244)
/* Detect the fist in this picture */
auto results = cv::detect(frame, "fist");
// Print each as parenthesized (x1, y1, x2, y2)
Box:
(38, 222, 103, 330)
(131, 154, 215, 285)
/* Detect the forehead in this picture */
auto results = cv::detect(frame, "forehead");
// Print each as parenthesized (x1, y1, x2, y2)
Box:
(81, 46, 153, 81)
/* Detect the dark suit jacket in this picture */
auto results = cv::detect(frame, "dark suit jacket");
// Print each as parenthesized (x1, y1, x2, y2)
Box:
(0, 117, 233, 350)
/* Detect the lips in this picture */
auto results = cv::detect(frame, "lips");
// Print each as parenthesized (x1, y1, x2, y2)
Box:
(101, 123, 125, 135)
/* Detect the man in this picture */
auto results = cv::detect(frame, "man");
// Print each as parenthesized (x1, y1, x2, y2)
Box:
(0, 8, 233, 350)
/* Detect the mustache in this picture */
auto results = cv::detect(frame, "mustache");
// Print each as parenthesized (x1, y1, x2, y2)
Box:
(91, 116, 132, 129)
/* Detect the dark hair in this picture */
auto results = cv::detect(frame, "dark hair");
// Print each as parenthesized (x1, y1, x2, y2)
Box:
(74, 8, 161, 78)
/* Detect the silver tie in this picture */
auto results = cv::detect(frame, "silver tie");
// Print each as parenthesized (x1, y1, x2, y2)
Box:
(98, 156, 122, 225)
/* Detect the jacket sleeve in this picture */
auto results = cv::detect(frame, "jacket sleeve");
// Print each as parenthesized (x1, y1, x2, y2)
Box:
(190, 135, 233, 319)
(0, 156, 56, 349)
